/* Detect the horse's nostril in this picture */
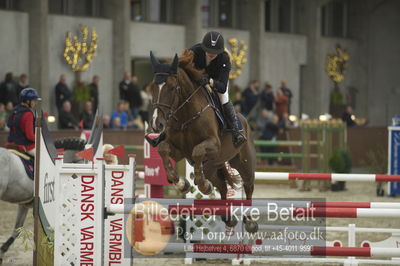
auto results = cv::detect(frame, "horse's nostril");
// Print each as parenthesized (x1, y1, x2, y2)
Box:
(157, 122, 164, 131)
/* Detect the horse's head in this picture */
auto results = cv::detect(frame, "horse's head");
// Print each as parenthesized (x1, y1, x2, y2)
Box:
(149, 51, 180, 133)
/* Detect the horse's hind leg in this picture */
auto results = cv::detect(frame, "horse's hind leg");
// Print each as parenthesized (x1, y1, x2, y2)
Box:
(213, 167, 239, 228)
(0, 204, 29, 263)
(158, 141, 191, 193)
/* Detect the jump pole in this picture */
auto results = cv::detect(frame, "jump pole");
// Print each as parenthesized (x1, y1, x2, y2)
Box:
(107, 203, 400, 218)
(131, 198, 400, 209)
(255, 172, 400, 182)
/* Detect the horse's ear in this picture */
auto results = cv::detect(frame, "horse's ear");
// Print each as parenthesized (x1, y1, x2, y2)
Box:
(150, 51, 160, 68)
(171, 53, 179, 74)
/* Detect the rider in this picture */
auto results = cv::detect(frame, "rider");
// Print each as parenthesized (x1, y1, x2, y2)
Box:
(190, 31, 246, 147)
(6, 88, 40, 157)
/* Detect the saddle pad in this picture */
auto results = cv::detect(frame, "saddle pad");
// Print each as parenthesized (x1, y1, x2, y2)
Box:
(204, 88, 244, 132)
(9, 149, 34, 180)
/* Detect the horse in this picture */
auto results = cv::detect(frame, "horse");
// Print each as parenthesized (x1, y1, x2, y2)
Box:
(0, 138, 85, 264)
(149, 51, 257, 232)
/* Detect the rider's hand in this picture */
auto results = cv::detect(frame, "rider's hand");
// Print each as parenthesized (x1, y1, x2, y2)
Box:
(197, 77, 209, 86)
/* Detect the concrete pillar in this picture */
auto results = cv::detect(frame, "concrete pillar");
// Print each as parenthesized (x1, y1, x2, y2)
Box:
(25, 0, 50, 113)
(103, 0, 131, 109)
(241, 0, 263, 81)
(174, 0, 202, 47)
(298, 0, 321, 117)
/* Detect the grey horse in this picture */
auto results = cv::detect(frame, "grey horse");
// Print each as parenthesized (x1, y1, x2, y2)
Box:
(0, 148, 33, 263)
(0, 138, 85, 264)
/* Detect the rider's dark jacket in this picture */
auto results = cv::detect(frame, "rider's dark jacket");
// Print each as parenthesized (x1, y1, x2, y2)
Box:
(6, 104, 35, 152)
(190, 43, 231, 94)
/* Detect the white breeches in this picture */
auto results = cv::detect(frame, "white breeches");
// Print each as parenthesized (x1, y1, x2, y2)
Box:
(218, 82, 230, 105)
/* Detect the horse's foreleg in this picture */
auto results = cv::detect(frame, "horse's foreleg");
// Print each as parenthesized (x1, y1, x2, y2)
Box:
(0, 204, 29, 263)
(158, 142, 191, 193)
(192, 138, 219, 195)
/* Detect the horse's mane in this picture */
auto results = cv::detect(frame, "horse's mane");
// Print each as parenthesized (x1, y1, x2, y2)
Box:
(178, 49, 204, 82)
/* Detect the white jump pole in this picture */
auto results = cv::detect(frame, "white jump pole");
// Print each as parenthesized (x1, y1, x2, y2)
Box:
(255, 172, 400, 182)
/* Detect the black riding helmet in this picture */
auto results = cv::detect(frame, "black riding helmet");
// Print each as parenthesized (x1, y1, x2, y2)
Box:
(201, 31, 224, 54)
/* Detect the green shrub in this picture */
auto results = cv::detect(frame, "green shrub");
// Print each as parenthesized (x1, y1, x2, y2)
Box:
(329, 149, 352, 173)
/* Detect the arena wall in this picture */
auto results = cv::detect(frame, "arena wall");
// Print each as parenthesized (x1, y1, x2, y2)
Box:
(260, 32, 307, 117)
(47, 15, 114, 116)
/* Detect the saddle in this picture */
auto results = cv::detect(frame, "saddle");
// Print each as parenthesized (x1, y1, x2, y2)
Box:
(8, 149, 34, 180)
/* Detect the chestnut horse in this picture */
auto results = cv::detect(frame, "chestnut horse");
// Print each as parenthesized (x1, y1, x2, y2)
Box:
(149, 51, 257, 232)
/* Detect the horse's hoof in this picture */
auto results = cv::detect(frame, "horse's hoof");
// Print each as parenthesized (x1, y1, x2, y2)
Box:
(223, 216, 238, 228)
(199, 180, 213, 195)
(245, 220, 258, 233)
(176, 179, 191, 194)
(225, 226, 235, 236)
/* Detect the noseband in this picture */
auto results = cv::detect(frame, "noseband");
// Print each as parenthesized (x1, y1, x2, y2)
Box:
(153, 72, 211, 130)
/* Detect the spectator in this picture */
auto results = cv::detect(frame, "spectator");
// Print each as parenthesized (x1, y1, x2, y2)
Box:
(130, 75, 143, 118)
(342, 105, 356, 127)
(119, 72, 131, 101)
(255, 108, 274, 133)
(112, 117, 122, 130)
(79, 101, 94, 129)
(0, 103, 7, 130)
(242, 80, 259, 116)
(233, 91, 244, 114)
(229, 84, 242, 102)
(111, 101, 128, 129)
(73, 72, 91, 117)
(103, 144, 118, 165)
(260, 114, 280, 165)
(275, 88, 289, 120)
(103, 115, 111, 129)
(5, 102, 13, 117)
(140, 83, 152, 124)
(260, 82, 274, 111)
(0, 72, 19, 106)
(280, 81, 292, 114)
(17, 74, 29, 98)
(55, 74, 72, 111)
(278, 112, 293, 130)
(123, 101, 139, 129)
(89, 75, 99, 112)
(58, 101, 79, 130)
(119, 72, 143, 119)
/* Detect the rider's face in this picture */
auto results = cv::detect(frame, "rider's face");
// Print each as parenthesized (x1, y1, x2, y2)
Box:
(30, 100, 38, 108)
(205, 52, 218, 61)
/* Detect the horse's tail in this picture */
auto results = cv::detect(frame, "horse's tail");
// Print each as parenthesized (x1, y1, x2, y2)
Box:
(218, 164, 241, 191)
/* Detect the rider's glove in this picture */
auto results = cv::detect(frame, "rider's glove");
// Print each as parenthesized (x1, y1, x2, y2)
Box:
(197, 77, 209, 87)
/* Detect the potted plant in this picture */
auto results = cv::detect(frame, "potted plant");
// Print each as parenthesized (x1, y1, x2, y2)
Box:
(329, 148, 352, 191)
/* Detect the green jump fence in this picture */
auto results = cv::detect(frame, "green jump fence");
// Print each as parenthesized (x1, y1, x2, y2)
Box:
(118, 120, 346, 172)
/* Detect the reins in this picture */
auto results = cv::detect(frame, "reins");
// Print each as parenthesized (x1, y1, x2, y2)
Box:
(153, 71, 212, 131)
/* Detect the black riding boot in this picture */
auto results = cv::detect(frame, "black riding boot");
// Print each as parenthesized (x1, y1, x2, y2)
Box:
(223, 102, 246, 147)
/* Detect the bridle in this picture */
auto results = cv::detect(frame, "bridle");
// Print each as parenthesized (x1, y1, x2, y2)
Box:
(152, 72, 212, 131)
